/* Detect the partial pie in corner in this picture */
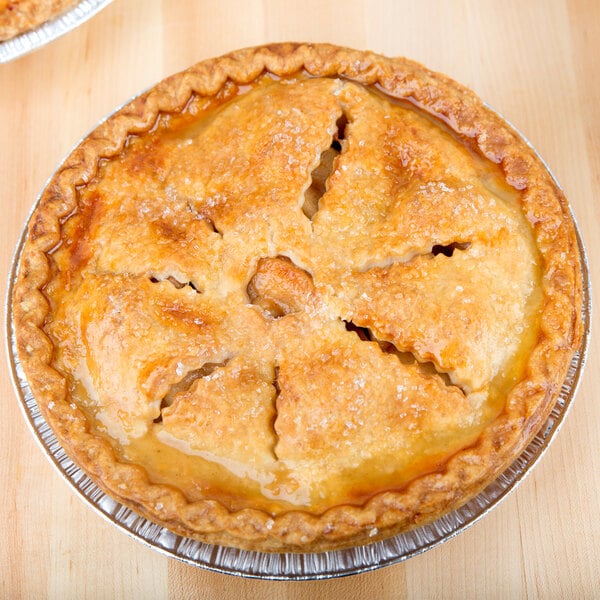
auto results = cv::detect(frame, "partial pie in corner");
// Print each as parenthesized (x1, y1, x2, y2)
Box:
(0, 0, 78, 41)
(12, 43, 583, 553)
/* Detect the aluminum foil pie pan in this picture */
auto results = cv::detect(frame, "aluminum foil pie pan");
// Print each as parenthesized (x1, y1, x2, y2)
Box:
(5, 107, 591, 579)
(0, 0, 113, 63)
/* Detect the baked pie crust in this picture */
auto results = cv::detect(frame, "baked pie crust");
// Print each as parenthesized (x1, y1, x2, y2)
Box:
(12, 43, 583, 552)
(0, 0, 77, 41)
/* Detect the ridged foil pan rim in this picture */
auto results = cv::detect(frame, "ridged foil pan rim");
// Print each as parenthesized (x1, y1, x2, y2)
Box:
(4, 95, 591, 579)
(0, 0, 114, 64)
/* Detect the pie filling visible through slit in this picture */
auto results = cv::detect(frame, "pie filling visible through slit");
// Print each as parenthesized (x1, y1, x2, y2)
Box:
(13, 44, 583, 552)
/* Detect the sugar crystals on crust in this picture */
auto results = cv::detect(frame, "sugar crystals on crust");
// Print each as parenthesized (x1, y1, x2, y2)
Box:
(12, 43, 583, 552)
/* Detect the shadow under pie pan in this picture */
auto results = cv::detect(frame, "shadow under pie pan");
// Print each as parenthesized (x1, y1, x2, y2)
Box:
(6, 44, 591, 580)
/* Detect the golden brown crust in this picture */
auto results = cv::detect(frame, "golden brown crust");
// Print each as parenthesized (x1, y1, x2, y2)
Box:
(0, 0, 77, 41)
(12, 43, 583, 552)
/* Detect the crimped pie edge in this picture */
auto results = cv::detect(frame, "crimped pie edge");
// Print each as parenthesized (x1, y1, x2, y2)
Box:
(12, 42, 583, 552)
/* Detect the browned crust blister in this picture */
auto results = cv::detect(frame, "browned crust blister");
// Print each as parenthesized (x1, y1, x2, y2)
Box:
(12, 43, 583, 552)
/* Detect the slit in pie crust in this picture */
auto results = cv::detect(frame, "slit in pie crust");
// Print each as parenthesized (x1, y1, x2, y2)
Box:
(12, 43, 583, 552)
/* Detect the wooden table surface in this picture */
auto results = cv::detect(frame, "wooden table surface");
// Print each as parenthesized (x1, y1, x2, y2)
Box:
(1, 0, 599, 597)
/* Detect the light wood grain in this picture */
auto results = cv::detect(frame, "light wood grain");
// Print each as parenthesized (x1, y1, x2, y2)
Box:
(1, 0, 598, 597)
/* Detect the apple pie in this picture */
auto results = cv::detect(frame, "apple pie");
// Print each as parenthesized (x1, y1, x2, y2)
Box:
(0, 0, 77, 41)
(12, 43, 583, 552)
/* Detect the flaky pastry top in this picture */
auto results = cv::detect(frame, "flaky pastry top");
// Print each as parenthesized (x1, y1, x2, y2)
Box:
(13, 43, 583, 552)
